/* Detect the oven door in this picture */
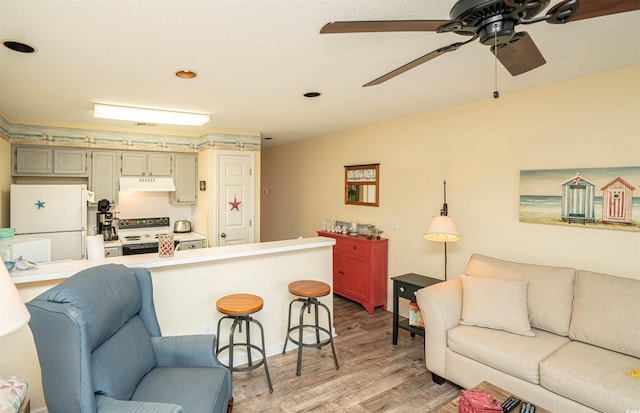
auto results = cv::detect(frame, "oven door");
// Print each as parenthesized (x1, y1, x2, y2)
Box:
(122, 242, 158, 255)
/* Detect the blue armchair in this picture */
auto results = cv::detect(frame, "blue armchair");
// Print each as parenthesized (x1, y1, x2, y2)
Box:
(27, 263, 233, 413)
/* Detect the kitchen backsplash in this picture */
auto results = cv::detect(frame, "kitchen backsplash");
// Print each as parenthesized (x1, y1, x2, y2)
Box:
(88, 192, 193, 235)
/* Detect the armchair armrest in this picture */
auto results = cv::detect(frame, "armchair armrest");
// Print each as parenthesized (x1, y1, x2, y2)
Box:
(97, 395, 183, 413)
(151, 335, 222, 367)
(416, 279, 462, 378)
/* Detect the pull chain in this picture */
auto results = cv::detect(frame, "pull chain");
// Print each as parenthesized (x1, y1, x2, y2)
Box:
(493, 23, 500, 99)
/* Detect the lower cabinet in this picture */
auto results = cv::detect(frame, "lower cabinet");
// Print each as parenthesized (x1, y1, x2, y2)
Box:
(318, 231, 388, 314)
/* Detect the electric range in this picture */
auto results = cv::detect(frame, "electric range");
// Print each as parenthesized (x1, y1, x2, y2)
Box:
(118, 217, 207, 255)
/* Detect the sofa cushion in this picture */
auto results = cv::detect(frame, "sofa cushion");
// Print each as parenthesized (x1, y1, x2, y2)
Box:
(447, 325, 570, 384)
(465, 254, 576, 336)
(459, 275, 534, 337)
(569, 270, 640, 358)
(540, 340, 640, 413)
(92, 316, 156, 400)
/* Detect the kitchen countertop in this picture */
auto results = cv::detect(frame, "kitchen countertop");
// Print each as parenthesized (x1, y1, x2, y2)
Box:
(11, 236, 336, 284)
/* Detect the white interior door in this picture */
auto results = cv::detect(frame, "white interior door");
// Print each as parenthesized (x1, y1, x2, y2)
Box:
(216, 152, 254, 246)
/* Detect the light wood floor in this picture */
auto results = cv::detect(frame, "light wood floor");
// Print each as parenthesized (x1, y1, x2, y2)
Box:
(231, 295, 460, 412)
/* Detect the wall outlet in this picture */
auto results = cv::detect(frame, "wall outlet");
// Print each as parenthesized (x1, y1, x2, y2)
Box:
(389, 219, 399, 230)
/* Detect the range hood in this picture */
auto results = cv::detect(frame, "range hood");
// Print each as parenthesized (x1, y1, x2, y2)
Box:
(119, 177, 176, 192)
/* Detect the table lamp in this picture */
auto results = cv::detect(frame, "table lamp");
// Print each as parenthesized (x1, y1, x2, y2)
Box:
(424, 180, 461, 280)
(0, 261, 30, 337)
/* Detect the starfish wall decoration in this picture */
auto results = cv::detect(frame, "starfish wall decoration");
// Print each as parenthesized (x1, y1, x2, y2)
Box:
(229, 195, 242, 212)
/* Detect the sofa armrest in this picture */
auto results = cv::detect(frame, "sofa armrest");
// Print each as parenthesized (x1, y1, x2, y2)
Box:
(416, 279, 462, 378)
(151, 335, 222, 367)
(97, 395, 183, 413)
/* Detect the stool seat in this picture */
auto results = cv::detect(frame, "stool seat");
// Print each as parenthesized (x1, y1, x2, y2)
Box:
(288, 280, 330, 297)
(217, 293, 263, 315)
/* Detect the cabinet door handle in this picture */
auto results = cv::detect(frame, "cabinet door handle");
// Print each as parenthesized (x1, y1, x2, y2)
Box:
(339, 271, 345, 275)
(353, 245, 357, 249)
(399, 286, 405, 292)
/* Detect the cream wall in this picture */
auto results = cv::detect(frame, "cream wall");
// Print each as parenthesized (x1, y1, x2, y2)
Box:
(261, 66, 640, 295)
(0, 137, 11, 226)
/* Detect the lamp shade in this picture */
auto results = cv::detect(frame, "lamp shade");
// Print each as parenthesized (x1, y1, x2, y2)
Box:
(423, 215, 461, 242)
(0, 261, 30, 337)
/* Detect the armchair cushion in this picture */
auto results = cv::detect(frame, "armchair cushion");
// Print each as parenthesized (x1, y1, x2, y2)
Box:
(43, 263, 143, 350)
(131, 367, 231, 413)
(93, 316, 156, 400)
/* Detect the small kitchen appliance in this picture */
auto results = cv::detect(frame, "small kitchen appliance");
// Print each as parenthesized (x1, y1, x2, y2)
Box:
(96, 199, 118, 241)
(118, 217, 206, 255)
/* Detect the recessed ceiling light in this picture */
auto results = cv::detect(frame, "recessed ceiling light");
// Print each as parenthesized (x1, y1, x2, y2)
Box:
(263, 136, 273, 140)
(175, 70, 197, 79)
(304, 92, 321, 98)
(3, 40, 36, 53)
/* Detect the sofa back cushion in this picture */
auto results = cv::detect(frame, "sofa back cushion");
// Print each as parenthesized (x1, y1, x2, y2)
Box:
(465, 254, 576, 336)
(569, 270, 640, 358)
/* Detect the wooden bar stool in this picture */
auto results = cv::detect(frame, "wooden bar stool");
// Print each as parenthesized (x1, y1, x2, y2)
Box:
(282, 280, 339, 376)
(215, 293, 273, 393)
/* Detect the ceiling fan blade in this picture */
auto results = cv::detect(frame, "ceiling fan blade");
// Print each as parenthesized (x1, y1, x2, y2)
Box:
(491, 32, 546, 76)
(550, 0, 640, 22)
(320, 20, 455, 34)
(364, 41, 468, 87)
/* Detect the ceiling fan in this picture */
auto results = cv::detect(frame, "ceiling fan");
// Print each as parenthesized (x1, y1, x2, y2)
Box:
(320, 0, 640, 87)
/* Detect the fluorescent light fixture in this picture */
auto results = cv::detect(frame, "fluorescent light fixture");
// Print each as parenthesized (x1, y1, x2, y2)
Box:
(94, 104, 210, 126)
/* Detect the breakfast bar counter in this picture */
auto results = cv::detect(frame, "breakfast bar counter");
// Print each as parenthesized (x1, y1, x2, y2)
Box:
(11, 236, 335, 284)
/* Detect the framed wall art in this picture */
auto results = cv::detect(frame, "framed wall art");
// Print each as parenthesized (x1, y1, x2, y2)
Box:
(519, 166, 640, 232)
(345, 164, 379, 207)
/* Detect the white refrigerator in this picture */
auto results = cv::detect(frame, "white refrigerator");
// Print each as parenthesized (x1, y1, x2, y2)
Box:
(10, 184, 88, 261)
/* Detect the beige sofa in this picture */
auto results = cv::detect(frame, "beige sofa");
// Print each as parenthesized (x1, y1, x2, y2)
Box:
(416, 254, 640, 413)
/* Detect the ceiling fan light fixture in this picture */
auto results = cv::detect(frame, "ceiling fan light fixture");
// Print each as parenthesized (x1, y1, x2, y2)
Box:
(94, 104, 210, 126)
(175, 69, 197, 79)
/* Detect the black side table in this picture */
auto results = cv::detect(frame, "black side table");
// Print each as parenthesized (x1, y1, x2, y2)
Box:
(392, 273, 442, 345)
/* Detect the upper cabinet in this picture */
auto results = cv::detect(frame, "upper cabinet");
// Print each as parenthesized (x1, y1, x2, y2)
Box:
(13, 146, 87, 176)
(90, 151, 118, 205)
(121, 151, 172, 176)
(172, 154, 197, 205)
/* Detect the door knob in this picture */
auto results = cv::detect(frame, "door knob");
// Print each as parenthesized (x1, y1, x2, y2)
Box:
(220, 233, 227, 238)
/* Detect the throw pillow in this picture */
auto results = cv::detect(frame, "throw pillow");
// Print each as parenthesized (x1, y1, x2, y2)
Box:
(460, 274, 535, 337)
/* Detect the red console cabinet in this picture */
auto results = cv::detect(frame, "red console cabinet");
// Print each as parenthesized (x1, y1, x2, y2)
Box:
(318, 231, 388, 314)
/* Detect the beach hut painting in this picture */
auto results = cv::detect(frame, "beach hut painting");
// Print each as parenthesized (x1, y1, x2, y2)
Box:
(520, 167, 640, 233)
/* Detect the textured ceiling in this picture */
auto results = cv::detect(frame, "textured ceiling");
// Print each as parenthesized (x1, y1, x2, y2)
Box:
(1, 1, 638, 147)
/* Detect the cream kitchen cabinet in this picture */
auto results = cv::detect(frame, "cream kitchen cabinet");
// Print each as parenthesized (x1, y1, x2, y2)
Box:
(13, 146, 87, 176)
(171, 154, 197, 205)
(90, 150, 118, 205)
(120, 151, 172, 176)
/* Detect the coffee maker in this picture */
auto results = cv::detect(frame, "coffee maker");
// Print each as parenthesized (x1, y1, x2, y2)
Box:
(97, 199, 118, 241)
